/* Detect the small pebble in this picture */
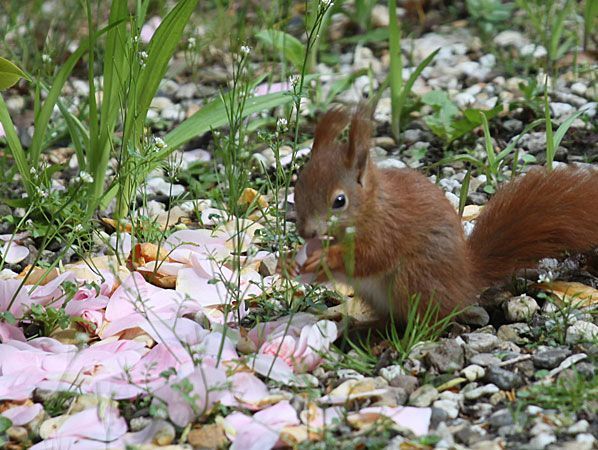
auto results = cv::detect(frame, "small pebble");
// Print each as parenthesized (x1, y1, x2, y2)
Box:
(532, 347, 571, 369)
(462, 364, 486, 381)
(484, 366, 524, 390)
(566, 321, 598, 343)
(432, 399, 460, 419)
(379, 364, 406, 382)
(463, 333, 499, 352)
(504, 294, 539, 322)
(469, 353, 502, 367)
(464, 383, 499, 400)
(389, 375, 419, 394)
(409, 384, 439, 407)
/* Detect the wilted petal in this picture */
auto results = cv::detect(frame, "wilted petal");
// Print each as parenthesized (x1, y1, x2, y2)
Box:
(49, 407, 127, 441)
(1, 403, 43, 426)
(0, 242, 29, 264)
(140, 16, 161, 43)
(0, 321, 26, 342)
(348, 406, 432, 437)
(224, 401, 299, 450)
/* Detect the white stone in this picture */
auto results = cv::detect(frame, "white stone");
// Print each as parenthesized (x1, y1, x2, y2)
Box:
(462, 364, 485, 382)
(464, 384, 499, 400)
(550, 102, 575, 118)
(494, 30, 528, 48)
(433, 399, 459, 419)
(567, 420, 589, 434)
(145, 177, 185, 197)
(455, 92, 476, 108)
(150, 96, 174, 111)
(566, 321, 598, 343)
(504, 294, 539, 322)
(520, 44, 547, 59)
(379, 364, 406, 382)
(570, 82, 587, 96)
(528, 433, 556, 450)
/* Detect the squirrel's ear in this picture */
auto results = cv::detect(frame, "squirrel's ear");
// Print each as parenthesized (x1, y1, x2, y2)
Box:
(312, 106, 351, 156)
(346, 103, 373, 183)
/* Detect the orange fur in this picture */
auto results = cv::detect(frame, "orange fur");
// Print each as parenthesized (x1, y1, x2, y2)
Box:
(295, 105, 598, 324)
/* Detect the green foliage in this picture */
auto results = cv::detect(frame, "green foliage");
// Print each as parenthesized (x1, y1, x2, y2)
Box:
(0, 416, 11, 434)
(466, 0, 513, 34)
(515, 0, 578, 75)
(0, 56, 29, 90)
(256, 29, 306, 70)
(384, 294, 460, 361)
(422, 90, 501, 145)
(517, 370, 597, 415)
(44, 391, 78, 417)
(23, 304, 72, 337)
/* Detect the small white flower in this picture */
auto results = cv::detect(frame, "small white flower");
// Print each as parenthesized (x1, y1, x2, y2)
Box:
(187, 37, 197, 49)
(138, 51, 148, 63)
(537, 271, 554, 284)
(289, 75, 300, 87)
(74, 224, 84, 232)
(345, 226, 356, 235)
(41, 54, 52, 64)
(35, 186, 48, 198)
(327, 216, 339, 226)
(276, 117, 288, 131)
(79, 171, 94, 183)
(154, 137, 167, 149)
(29, 167, 37, 175)
(132, 35, 139, 44)
(320, 0, 333, 7)
(240, 45, 251, 55)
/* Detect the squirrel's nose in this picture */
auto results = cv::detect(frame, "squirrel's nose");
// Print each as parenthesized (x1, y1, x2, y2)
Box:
(297, 221, 317, 239)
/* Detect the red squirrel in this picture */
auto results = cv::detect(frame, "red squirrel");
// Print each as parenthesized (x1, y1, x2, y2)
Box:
(294, 104, 598, 323)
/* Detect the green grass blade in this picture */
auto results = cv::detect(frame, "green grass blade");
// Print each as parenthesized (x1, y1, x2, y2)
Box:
(398, 48, 439, 112)
(544, 88, 555, 171)
(256, 29, 306, 70)
(28, 21, 121, 167)
(132, 0, 199, 136)
(553, 109, 584, 151)
(164, 91, 293, 150)
(0, 95, 31, 192)
(56, 101, 88, 170)
(388, 0, 402, 139)
(458, 170, 471, 217)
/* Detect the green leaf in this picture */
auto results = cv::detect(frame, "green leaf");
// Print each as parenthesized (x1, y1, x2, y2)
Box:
(164, 91, 293, 150)
(553, 109, 584, 150)
(0, 56, 29, 90)
(0, 416, 12, 433)
(0, 95, 31, 192)
(256, 29, 306, 70)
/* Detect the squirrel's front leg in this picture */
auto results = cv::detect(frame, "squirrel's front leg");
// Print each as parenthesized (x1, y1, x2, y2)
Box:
(301, 243, 345, 281)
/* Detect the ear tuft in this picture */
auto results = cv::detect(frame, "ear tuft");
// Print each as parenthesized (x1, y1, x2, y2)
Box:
(346, 102, 373, 174)
(312, 105, 351, 156)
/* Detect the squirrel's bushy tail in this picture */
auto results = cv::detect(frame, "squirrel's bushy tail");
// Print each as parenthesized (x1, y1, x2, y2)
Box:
(468, 166, 598, 287)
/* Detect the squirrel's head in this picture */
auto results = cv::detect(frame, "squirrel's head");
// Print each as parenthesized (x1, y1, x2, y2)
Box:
(294, 104, 375, 241)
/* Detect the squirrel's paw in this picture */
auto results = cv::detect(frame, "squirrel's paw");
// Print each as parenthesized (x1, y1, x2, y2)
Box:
(301, 244, 344, 278)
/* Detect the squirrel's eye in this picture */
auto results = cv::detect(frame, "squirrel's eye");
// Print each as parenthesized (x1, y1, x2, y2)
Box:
(332, 194, 346, 210)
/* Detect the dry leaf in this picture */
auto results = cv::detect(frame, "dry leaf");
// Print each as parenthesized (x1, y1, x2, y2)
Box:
(461, 204, 482, 221)
(319, 378, 389, 404)
(188, 423, 228, 449)
(280, 425, 310, 445)
(65, 255, 130, 284)
(536, 281, 598, 307)
(238, 187, 268, 210)
(101, 217, 132, 232)
(17, 266, 60, 285)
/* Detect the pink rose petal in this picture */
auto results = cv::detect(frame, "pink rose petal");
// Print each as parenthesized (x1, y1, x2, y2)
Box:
(1, 403, 43, 426)
(0, 242, 29, 264)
